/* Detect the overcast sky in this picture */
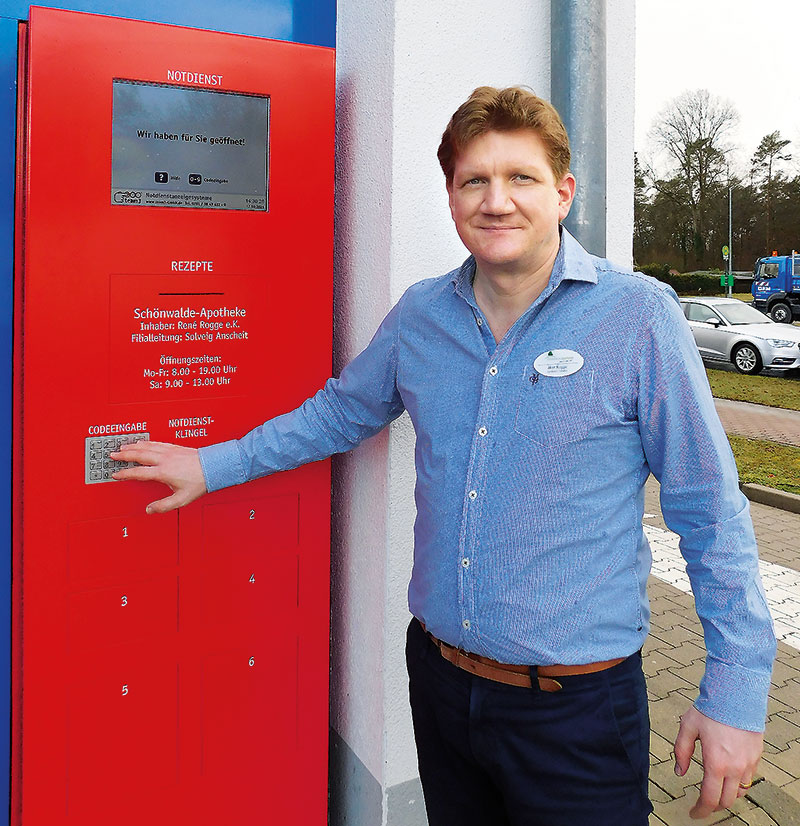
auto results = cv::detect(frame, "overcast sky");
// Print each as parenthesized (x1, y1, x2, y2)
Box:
(635, 0, 800, 175)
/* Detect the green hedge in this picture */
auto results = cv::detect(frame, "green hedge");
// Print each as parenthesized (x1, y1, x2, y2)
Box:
(635, 264, 724, 295)
(636, 262, 672, 279)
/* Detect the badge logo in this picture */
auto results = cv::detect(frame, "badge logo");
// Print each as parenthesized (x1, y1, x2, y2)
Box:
(532, 349, 584, 377)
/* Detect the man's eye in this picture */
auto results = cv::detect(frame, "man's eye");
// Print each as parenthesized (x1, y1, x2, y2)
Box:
(515, 174, 533, 182)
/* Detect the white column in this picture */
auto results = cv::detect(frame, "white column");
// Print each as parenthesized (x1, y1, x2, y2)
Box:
(331, 2, 635, 822)
(606, 0, 636, 264)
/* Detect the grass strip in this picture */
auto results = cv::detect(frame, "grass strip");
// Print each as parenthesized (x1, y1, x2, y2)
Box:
(728, 435, 800, 495)
(706, 368, 800, 412)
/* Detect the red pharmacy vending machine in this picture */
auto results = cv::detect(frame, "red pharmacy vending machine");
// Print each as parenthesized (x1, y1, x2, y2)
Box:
(13, 8, 333, 824)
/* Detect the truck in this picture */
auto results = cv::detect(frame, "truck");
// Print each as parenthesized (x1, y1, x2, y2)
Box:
(751, 251, 800, 323)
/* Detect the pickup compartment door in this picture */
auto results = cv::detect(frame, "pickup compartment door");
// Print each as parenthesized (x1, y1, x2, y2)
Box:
(753, 261, 779, 299)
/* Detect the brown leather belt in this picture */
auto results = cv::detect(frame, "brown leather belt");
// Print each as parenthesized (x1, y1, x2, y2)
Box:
(424, 626, 626, 693)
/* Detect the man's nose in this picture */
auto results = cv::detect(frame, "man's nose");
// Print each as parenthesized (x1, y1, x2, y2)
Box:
(481, 181, 514, 214)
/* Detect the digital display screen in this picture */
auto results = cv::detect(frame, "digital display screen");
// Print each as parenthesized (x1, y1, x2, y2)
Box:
(111, 80, 269, 211)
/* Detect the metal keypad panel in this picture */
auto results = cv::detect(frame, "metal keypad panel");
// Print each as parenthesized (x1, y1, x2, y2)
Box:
(85, 433, 149, 484)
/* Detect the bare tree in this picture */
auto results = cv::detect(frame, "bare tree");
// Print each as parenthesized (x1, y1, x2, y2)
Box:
(751, 131, 792, 251)
(650, 89, 738, 266)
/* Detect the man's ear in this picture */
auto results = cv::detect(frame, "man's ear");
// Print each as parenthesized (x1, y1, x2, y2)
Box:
(557, 173, 577, 221)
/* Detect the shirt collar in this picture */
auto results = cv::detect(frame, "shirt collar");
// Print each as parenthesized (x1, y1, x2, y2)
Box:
(557, 226, 600, 286)
(450, 225, 599, 308)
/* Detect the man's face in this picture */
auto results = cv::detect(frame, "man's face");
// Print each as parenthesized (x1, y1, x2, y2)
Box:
(447, 129, 575, 276)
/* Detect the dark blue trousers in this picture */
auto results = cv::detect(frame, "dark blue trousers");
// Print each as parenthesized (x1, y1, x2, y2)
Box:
(406, 618, 653, 826)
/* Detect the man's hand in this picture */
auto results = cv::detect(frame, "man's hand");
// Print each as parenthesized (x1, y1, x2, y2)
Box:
(674, 705, 763, 819)
(111, 441, 207, 514)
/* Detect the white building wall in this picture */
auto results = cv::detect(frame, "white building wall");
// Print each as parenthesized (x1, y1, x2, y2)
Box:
(332, 1, 636, 822)
(385, 2, 552, 792)
(607, 0, 636, 264)
(330, 0, 396, 792)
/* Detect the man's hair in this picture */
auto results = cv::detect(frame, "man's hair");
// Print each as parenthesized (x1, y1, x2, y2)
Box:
(437, 86, 571, 184)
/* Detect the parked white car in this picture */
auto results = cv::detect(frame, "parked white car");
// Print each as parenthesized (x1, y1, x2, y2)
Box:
(679, 297, 800, 375)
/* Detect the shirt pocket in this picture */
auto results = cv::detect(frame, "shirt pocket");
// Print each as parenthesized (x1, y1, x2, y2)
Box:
(514, 364, 596, 446)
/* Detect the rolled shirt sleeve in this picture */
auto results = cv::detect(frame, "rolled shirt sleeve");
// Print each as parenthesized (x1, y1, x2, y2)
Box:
(198, 298, 406, 492)
(636, 286, 776, 731)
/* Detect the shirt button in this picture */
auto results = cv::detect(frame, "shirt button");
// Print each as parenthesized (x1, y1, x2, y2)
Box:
(461, 558, 470, 568)
(476, 317, 483, 327)
(489, 365, 498, 376)
(478, 426, 487, 437)
(462, 619, 471, 630)
(468, 490, 477, 500)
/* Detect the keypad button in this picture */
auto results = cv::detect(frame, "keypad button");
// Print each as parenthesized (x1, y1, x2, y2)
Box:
(85, 432, 149, 485)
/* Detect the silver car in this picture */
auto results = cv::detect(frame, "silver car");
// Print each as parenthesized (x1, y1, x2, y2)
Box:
(679, 297, 800, 375)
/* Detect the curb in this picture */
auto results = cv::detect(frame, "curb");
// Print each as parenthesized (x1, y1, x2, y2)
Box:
(741, 483, 800, 515)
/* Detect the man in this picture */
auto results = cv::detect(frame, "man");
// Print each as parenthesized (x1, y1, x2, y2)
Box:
(113, 87, 775, 825)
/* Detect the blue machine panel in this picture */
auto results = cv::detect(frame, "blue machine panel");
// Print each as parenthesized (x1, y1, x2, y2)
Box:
(3, 1, 335, 48)
(0, 18, 16, 826)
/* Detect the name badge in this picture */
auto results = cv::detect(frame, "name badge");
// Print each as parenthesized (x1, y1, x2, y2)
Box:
(533, 349, 584, 377)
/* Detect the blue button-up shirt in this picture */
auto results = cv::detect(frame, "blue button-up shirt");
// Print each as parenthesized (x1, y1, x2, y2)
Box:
(199, 229, 775, 731)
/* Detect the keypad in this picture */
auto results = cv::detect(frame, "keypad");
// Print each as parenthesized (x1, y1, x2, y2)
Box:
(85, 432, 149, 484)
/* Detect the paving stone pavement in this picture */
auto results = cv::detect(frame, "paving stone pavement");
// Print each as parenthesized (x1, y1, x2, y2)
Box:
(644, 479, 800, 825)
(714, 398, 800, 447)
(644, 523, 800, 650)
